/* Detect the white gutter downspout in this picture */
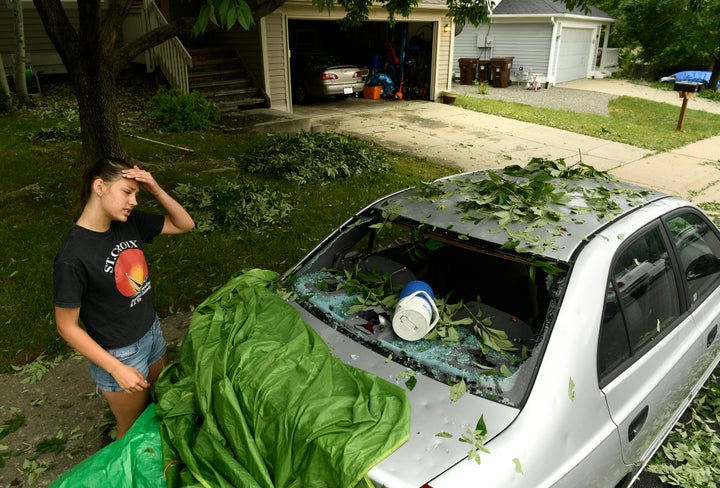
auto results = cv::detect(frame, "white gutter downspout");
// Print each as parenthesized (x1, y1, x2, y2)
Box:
(547, 16, 560, 86)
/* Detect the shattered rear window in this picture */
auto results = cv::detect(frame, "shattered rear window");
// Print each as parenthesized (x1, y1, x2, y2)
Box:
(286, 215, 567, 406)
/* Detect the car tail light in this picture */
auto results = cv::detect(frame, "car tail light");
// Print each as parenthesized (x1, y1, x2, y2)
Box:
(320, 72, 338, 80)
(353, 71, 363, 78)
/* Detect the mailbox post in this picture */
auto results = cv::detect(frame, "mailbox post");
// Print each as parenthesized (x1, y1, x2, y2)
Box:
(673, 81, 705, 131)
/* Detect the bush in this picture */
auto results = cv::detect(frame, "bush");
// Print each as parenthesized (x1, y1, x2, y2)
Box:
(147, 87, 220, 132)
(27, 123, 81, 142)
(241, 131, 389, 184)
(173, 178, 295, 233)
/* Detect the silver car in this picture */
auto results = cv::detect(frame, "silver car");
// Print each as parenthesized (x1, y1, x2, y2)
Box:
(290, 52, 365, 104)
(281, 160, 720, 487)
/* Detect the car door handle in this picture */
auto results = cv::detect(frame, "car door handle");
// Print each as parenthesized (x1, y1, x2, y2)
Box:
(707, 324, 718, 348)
(628, 405, 649, 443)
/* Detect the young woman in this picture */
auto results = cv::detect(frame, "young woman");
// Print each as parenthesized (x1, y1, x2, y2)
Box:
(53, 157, 194, 439)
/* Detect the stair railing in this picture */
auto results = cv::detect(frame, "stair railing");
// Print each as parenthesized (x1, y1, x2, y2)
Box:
(141, 0, 193, 93)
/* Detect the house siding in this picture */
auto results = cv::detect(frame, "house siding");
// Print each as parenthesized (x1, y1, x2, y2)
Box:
(216, 24, 264, 88)
(453, 22, 552, 80)
(0, 3, 77, 74)
(263, 13, 290, 111)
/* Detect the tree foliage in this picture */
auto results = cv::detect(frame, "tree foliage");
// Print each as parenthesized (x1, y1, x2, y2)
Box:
(609, 0, 720, 86)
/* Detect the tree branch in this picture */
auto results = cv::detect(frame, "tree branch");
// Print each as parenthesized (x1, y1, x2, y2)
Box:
(32, 0, 80, 73)
(100, 0, 135, 54)
(112, 17, 198, 74)
(252, 0, 289, 21)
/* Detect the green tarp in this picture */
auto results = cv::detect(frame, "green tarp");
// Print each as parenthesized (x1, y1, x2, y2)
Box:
(53, 269, 410, 487)
(50, 404, 165, 487)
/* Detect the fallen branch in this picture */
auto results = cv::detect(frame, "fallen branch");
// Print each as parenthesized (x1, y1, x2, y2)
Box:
(0, 183, 38, 202)
(123, 133, 194, 153)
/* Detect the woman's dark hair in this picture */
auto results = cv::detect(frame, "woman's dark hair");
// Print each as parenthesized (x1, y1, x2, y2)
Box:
(80, 157, 134, 205)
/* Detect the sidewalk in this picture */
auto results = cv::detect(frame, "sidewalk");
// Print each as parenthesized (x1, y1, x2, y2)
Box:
(299, 80, 720, 205)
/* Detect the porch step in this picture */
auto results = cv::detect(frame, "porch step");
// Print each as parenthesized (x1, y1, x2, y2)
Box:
(188, 48, 268, 112)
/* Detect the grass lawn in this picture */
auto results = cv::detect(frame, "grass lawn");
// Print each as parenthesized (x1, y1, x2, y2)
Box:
(456, 93, 720, 152)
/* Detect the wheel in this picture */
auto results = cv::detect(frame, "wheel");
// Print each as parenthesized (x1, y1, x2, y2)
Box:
(293, 85, 309, 104)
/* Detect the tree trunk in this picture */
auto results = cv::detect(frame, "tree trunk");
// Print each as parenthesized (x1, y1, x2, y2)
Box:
(709, 53, 719, 93)
(73, 63, 128, 164)
(11, 0, 30, 105)
(0, 54, 12, 107)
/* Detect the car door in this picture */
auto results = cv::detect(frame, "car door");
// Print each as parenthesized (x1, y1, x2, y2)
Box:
(664, 210, 720, 389)
(598, 222, 703, 466)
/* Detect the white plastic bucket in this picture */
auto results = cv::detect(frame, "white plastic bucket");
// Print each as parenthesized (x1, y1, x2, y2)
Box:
(392, 281, 439, 341)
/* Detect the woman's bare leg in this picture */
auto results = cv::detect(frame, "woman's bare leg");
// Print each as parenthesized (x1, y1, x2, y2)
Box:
(102, 353, 168, 439)
(102, 389, 149, 439)
(148, 352, 168, 384)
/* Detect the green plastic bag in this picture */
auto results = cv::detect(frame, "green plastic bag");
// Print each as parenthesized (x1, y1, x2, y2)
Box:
(50, 404, 165, 488)
(154, 269, 410, 488)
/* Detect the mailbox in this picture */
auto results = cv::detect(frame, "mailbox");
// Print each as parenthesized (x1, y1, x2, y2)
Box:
(673, 81, 705, 93)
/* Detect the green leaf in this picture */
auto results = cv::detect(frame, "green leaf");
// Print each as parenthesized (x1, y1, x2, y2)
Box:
(435, 432, 453, 438)
(568, 377, 576, 401)
(450, 379, 466, 402)
(399, 370, 417, 391)
(500, 364, 512, 377)
(513, 457, 523, 474)
(475, 415, 487, 436)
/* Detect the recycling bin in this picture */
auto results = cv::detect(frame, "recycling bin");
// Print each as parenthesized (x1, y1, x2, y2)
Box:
(458, 58, 480, 85)
(490, 56, 514, 88)
(477, 60, 491, 83)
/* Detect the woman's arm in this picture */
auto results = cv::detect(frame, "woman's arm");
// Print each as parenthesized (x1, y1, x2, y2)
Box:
(55, 307, 150, 392)
(121, 165, 195, 235)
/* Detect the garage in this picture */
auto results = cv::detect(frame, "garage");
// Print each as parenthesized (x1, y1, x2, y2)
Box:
(555, 27, 593, 83)
(288, 20, 436, 105)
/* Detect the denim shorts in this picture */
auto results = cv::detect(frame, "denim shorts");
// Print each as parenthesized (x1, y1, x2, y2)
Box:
(90, 316, 167, 393)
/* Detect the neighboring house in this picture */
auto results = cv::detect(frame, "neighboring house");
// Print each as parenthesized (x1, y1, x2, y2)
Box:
(1, 0, 455, 112)
(452, 0, 618, 86)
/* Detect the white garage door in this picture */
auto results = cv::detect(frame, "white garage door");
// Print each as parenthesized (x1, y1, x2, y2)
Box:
(556, 28, 593, 83)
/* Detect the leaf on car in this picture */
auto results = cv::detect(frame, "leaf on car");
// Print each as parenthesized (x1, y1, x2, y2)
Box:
(399, 370, 417, 391)
(568, 377, 576, 401)
(500, 364, 513, 377)
(450, 379, 467, 402)
(435, 432, 453, 438)
(513, 457, 523, 474)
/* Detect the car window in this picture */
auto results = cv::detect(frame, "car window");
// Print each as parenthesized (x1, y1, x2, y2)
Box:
(289, 215, 566, 406)
(666, 211, 720, 304)
(598, 226, 681, 382)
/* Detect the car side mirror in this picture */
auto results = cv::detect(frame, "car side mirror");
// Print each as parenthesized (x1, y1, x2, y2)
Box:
(686, 254, 720, 281)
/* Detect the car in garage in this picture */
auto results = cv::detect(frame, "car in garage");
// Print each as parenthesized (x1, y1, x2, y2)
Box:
(290, 52, 366, 104)
(280, 159, 720, 487)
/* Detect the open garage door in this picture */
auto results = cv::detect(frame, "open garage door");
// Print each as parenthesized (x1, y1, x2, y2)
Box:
(288, 20, 435, 105)
(555, 27, 593, 83)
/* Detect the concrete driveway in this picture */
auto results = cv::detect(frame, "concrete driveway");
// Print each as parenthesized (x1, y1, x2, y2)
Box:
(293, 78, 720, 207)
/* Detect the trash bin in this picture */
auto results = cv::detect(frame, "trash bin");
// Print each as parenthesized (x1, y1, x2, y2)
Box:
(490, 56, 514, 88)
(477, 60, 491, 83)
(458, 58, 480, 85)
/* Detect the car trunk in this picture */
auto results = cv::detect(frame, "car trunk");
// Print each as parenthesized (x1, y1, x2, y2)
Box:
(293, 303, 521, 487)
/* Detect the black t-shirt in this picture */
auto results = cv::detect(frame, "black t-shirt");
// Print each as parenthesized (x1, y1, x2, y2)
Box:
(53, 211, 165, 349)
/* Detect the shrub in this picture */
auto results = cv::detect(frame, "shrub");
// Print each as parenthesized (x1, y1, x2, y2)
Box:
(173, 178, 294, 233)
(241, 131, 389, 184)
(147, 87, 220, 132)
(27, 123, 81, 142)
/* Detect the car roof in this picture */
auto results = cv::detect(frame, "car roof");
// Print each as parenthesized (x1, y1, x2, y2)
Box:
(369, 160, 668, 263)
